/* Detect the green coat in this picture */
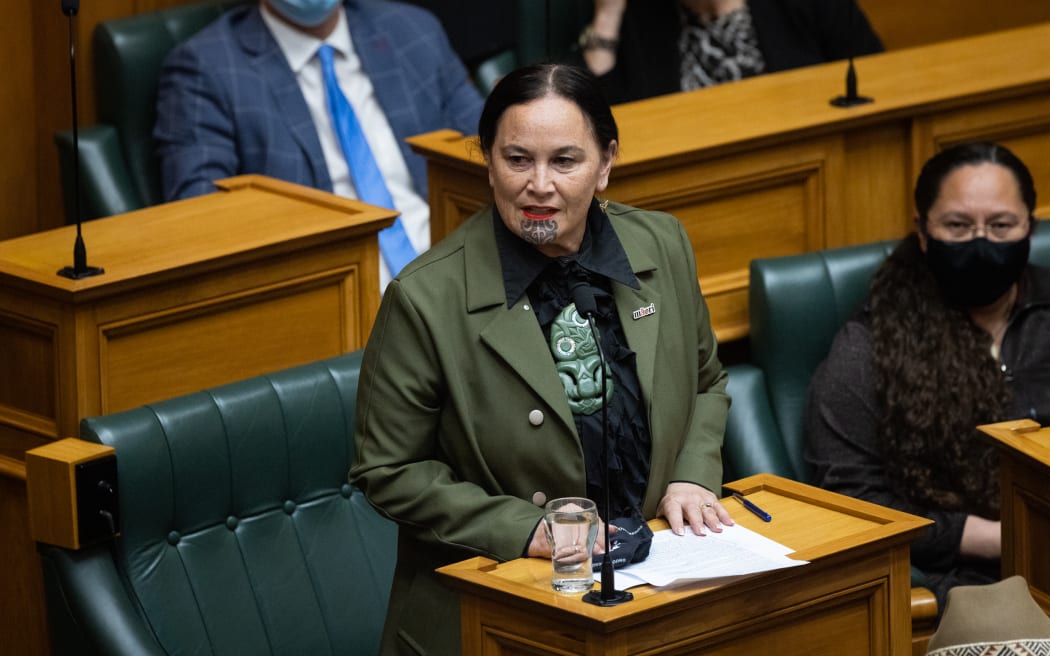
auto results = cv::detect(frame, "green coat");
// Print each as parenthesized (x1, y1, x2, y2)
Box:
(351, 202, 729, 655)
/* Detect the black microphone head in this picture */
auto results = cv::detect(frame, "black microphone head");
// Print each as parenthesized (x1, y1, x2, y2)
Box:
(61, 0, 79, 16)
(570, 278, 598, 317)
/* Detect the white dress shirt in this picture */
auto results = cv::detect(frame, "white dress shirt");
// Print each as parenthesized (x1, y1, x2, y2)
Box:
(261, 6, 430, 290)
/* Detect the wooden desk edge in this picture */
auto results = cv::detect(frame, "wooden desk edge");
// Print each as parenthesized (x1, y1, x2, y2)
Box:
(978, 419, 1050, 466)
(0, 176, 397, 301)
(725, 473, 933, 529)
(407, 24, 1050, 172)
(439, 473, 929, 626)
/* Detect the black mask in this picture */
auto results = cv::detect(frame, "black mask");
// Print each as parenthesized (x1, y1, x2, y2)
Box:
(924, 235, 1030, 307)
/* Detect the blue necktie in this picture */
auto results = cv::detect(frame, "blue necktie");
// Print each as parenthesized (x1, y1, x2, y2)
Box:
(318, 44, 417, 277)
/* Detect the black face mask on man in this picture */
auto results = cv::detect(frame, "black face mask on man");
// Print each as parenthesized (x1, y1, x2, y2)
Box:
(924, 234, 1030, 307)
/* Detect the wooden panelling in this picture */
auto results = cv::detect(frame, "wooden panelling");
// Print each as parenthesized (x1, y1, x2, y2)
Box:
(979, 420, 1050, 616)
(858, 0, 1050, 51)
(1, 2, 39, 240)
(7, 0, 1050, 241)
(411, 22, 1050, 341)
(838, 123, 913, 247)
(0, 175, 388, 444)
(609, 139, 843, 340)
(1018, 488, 1050, 609)
(0, 462, 49, 656)
(0, 311, 57, 420)
(99, 268, 357, 413)
(0, 289, 64, 459)
(912, 92, 1050, 191)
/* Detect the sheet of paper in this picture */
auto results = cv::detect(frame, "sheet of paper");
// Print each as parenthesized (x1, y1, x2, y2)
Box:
(614, 524, 808, 588)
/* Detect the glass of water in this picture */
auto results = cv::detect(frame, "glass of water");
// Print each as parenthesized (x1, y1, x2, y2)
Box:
(543, 497, 599, 593)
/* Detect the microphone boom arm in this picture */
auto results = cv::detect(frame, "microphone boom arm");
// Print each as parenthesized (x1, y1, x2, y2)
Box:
(57, 0, 104, 280)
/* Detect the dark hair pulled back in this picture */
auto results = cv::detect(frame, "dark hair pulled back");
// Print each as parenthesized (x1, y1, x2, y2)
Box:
(914, 142, 1036, 228)
(477, 63, 618, 156)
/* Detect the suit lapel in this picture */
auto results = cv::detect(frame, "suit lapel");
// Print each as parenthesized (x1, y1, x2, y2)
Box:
(236, 6, 332, 190)
(463, 213, 578, 436)
(611, 214, 661, 412)
(344, 3, 420, 139)
(479, 307, 578, 436)
(614, 280, 660, 411)
(461, 209, 667, 438)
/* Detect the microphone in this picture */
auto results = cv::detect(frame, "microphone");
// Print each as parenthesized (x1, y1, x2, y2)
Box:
(570, 277, 597, 317)
(57, 0, 104, 280)
(572, 277, 633, 608)
(829, 1, 873, 108)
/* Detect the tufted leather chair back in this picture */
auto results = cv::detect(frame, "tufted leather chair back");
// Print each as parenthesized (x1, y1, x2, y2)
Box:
(39, 350, 397, 656)
(723, 220, 1050, 485)
(56, 0, 245, 223)
(723, 240, 895, 483)
(97, 0, 245, 209)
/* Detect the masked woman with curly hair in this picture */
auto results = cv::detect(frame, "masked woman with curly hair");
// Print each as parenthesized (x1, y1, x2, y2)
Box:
(805, 142, 1050, 609)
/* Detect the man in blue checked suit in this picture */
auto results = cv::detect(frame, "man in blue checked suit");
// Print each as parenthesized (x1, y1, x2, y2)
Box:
(154, 0, 483, 287)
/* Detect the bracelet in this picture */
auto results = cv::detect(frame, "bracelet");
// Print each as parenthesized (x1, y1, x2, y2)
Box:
(578, 24, 619, 52)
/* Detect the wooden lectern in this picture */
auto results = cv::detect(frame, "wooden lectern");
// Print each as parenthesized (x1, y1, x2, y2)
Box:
(0, 175, 394, 457)
(978, 419, 1050, 616)
(439, 474, 931, 656)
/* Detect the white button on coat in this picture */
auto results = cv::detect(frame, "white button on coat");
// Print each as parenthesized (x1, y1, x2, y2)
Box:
(528, 409, 544, 426)
(532, 491, 547, 507)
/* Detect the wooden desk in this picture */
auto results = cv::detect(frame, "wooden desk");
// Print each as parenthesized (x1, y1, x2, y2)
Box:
(439, 474, 931, 656)
(410, 22, 1050, 341)
(978, 419, 1050, 616)
(0, 175, 392, 456)
(0, 175, 393, 655)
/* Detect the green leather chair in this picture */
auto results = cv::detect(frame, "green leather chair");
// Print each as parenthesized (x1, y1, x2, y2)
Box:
(722, 239, 896, 485)
(37, 350, 397, 656)
(55, 0, 244, 224)
(722, 221, 1050, 642)
(723, 219, 1050, 486)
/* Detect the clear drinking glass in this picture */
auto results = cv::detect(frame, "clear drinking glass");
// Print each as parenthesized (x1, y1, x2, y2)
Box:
(543, 497, 599, 593)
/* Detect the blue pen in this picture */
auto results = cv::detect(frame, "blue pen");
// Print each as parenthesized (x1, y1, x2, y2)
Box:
(732, 492, 772, 522)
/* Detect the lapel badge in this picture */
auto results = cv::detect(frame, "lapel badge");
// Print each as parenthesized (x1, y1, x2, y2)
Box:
(631, 303, 656, 320)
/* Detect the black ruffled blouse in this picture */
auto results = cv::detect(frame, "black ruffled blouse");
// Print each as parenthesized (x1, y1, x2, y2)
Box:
(493, 200, 653, 523)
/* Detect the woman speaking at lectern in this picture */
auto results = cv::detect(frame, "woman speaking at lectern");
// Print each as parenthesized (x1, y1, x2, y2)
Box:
(351, 63, 732, 655)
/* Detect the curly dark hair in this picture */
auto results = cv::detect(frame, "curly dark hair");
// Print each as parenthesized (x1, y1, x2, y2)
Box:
(869, 234, 1006, 517)
(867, 142, 1037, 518)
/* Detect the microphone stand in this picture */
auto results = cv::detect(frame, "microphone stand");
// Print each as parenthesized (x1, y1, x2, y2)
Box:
(829, 56, 871, 108)
(829, 1, 873, 108)
(572, 282, 632, 608)
(57, 0, 104, 280)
